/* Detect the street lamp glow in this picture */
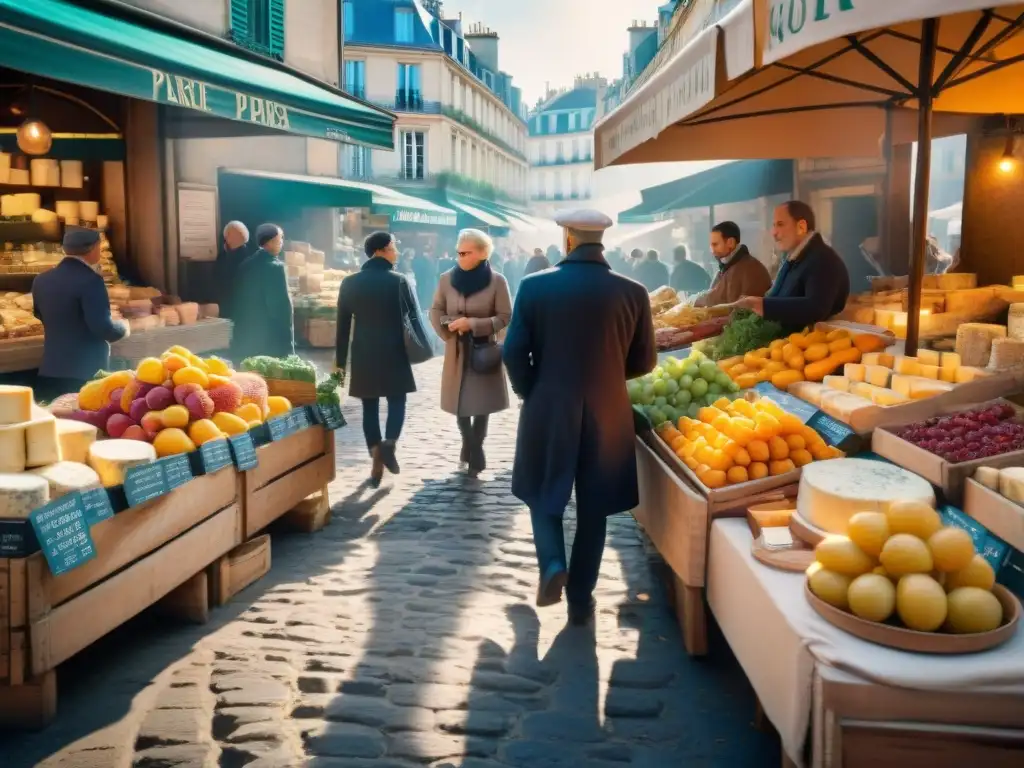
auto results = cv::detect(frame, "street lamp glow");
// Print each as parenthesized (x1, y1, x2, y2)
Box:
(16, 118, 52, 155)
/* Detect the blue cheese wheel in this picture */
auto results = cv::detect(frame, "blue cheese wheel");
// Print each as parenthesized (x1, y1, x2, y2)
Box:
(30, 461, 102, 499)
(0, 473, 49, 518)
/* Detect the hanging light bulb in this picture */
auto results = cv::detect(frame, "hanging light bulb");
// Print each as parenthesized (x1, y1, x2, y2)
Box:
(16, 117, 52, 156)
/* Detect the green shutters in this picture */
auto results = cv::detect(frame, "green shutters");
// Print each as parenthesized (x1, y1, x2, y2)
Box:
(268, 0, 284, 60)
(230, 0, 249, 40)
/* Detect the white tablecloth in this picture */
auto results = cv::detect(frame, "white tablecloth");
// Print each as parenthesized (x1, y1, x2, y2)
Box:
(707, 517, 1024, 767)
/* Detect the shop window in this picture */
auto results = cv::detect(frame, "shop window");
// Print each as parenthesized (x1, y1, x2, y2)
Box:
(230, 0, 284, 60)
(343, 1, 354, 41)
(547, 113, 557, 133)
(402, 131, 426, 180)
(348, 146, 372, 180)
(395, 8, 415, 43)
(396, 64, 422, 111)
(344, 60, 365, 100)
(569, 112, 577, 131)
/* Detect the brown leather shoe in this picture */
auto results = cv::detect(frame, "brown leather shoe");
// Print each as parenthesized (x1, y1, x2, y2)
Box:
(370, 445, 384, 487)
(380, 440, 400, 475)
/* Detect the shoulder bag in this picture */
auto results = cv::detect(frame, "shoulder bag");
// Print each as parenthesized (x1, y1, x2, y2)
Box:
(465, 333, 503, 375)
(399, 280, 433, 365)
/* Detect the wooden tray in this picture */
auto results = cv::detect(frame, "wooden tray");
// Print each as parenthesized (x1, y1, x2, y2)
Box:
(790, 510, 829, 547)
(805, 582, 1021, 654)
(752, 538, 814, 572)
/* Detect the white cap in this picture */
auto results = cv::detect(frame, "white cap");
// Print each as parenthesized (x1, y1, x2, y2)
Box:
(554, 208, 613, 232)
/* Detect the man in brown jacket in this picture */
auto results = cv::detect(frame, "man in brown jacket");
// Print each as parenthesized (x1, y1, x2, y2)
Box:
(693, 221, 772, 308)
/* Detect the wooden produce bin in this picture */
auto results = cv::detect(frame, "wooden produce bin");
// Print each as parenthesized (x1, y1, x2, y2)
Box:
(241, 425, 336, 539)
(633, 436, 797, 656)
(0, 467, 241, 727)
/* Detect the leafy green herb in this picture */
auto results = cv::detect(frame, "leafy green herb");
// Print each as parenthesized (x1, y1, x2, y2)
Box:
(315, 370, 344, 406)
(241, 355, 317, 382)
(709, 310, 784, 361)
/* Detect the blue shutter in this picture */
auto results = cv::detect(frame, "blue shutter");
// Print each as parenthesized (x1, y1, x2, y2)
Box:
(268, 0, 285, 60)
(230, 0, 249, 40)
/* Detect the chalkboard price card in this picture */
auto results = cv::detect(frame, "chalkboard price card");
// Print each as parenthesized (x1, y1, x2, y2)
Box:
(0, 519, 38, 557)
(318, 403, 346, 431)
(288, 407, 310, 433)
(199, 439, 233, 474)
(162, 454, 194, 490)
(268, 414, 294, 442)
(29, 494, 96, 576)
(124, 462, 169, 508)
(80, 487, 115, 526)
(228, 432, 259, 471)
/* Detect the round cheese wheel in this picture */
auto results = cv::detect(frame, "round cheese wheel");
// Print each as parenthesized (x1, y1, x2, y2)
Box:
(797, 458, 936, 535)
(30, 461, 102, 499)
(87, 439, 158, 487)
(0, 473, 49, 518)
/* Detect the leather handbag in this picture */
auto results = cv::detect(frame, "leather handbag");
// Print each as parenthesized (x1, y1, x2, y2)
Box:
(466, 334, 503, 375)
(399, 283, 433, 365)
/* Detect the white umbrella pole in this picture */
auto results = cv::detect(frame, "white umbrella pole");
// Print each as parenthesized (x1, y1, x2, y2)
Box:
(905, 18, 940, 358)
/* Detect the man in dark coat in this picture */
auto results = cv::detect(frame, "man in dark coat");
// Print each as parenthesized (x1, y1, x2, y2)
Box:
(216, 221, 250, 317)
(32, 228, 130, 400)
(503, 209, 657, 625)
(633, 248, 671, 292)
(336, 232, 429, 486)
(669, 244, 712, 295)
(230, 224, 295, 363)
(730, 201, 851, 330)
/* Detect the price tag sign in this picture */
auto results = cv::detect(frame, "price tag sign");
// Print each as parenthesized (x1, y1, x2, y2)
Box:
(124, 462, 169, 508)
(29, 494, 96, 576)
(318, 403, 346, 431)
(0, 520, 38, 557)
(228, 432, 259, 471)
(289, 407, 310, 432)
(80, 487, 115, 526)
(267, 414, 294, 442)
(199, 439, 233, 474)
(162, 454, 194, 490)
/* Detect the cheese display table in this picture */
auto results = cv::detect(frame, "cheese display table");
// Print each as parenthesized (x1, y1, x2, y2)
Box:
(707, 518, 1024, 767)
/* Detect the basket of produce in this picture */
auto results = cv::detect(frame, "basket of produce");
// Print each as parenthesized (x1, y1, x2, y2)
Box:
(240, 355, 318, 406)
(805, 497, 1021, 653)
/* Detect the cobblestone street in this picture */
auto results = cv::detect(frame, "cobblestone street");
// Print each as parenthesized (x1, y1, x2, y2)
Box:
(4, 358, 777, 768)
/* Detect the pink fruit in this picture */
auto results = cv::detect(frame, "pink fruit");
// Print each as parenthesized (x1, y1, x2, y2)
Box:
(141, 411, 163, 437)
(129, 397, 150, 424)
(106, 413, 136, 438)
(67, 409, 107, 430)
(146, 386, 175, 411)
(185, 390, 215, 421)
(95, 404, 119, 424)
(109, 388, 126, 411)
(174, 383, 202, 405)
(208, 382, 243, 413)
(122, 425, 150, 442)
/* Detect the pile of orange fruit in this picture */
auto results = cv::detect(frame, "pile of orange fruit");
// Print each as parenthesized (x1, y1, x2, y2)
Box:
(656, 396, 843, 489)
(719, 328, 888, 390)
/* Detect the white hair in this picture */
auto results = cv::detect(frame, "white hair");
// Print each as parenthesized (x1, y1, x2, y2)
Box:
(223, 221, 249, 240)
(457, 228, 494, 257)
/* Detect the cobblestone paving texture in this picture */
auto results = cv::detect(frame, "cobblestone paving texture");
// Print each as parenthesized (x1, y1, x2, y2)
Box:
(4, 354, 778, 768)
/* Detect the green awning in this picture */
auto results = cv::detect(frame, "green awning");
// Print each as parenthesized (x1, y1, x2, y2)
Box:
(218, 169, 457, 227)
(0, 0, 395, 149)
(618, 160, 794, 224)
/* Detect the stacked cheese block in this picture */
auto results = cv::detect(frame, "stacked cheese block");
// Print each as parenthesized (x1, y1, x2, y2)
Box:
(284, 244, 327, 297)
(106, 285, 201, 334)
(0, 292, 43, 339)
(974, 466, 1024, 504)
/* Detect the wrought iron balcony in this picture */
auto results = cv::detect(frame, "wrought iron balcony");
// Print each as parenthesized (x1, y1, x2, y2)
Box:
(365, 92, 442, 114)
(531, 155, 594, 167)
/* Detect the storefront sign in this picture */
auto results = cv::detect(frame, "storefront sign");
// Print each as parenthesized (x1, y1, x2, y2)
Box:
(162, 454, 194, 490)
(198, 439, 234, 474)
(177, 184, 218, 261)
(235, 93, 290, 130)
(80, 487, 115, 526)
(392, 209, 458, 228)
(228, 432, 259, 471)
(152, 70, 291, 130)
(124, 462, 169, 508)
(29, 494, 96, 576)
(763, 1, 994, 64)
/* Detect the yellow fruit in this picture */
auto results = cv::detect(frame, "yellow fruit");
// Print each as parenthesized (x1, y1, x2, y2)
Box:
(807, 563, 851, 610)
(847, 511, 890, 557)
(768, 435, 789, 461)
(885, 501, 942, 540)
(769, 459, 796, 476)
(172, 366, 210, 389)
(872, 565, 897, 581)
(733, 448, 751, 467)
(208, 373, 232, 388)
(790, 449, 813, 467)
(895, 574, 947, 631)
(754, 414, 780, 439)
(848, 573, 897, 622)
(152, 428, 196, 458)
(945, 587, 1004, 634)
(804, 343, 830, 362)
(927, 527, 976, 573)
(730, 399, 755, 419)
(136, 357, 167, 386)
(815, 536, 875, 577)
(212, 412, 250, 436)
(746, 439, 770, 463)
(879, 533, 934, 576)
(266, 396, 292, 416)
(188, 419, 224, 446)
(161, 353, 190, 373)
(77, 379, 107, 411)
(159, 405, 190, 429)
(726, 466, 749, 485)
(205, 357, 233, 376)
(785, 434, 806, 451)
(166, 345, 192, 359)
(945, 554, 996, 592)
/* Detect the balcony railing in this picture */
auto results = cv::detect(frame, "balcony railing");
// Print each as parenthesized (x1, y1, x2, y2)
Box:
(225, 30, 282, 62)
(531, 190, 591, 201)
(364, 93, 441, 114)
(441, 107, 528, 162)
(531, 155, 594, 167)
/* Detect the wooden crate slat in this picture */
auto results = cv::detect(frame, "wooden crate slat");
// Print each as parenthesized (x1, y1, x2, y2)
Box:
(0, 559, 8, 681)
(245, 454, 334, 539)
(246, 427, 326, 492)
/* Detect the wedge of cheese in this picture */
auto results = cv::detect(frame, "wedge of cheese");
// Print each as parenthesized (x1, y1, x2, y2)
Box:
(892, 356, 921, 376)
(909, 379, 955, 400)
(824, 375, 850, 392)
(872, 388, 911, 406)
(844, 363, 866, 383)
(0, 385, 33, 425)
(917, 349, 941, 367)
(865, 365, 892, 388)
(789, 381, 826, 407)
(941, 352, 961, 372)
(87, 439, 158, 487)
(918, 364, 941, 380)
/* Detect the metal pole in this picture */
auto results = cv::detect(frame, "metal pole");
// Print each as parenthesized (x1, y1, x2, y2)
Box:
(905, 19, 939, 358)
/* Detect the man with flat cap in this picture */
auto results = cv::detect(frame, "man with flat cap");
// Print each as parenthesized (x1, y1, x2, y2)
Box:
(230, 223, 296, 363)
(32, 227, 130, 400)
(503, 208, 657, 625)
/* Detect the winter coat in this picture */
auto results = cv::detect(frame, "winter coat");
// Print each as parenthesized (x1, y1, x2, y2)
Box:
(503, 243, 657, 519)
(633, 256, 671, 293)
(693, 246, 773, 307)
(523, 255, 551, 277)
(33, 257, 128, 381)
(763, 233, 851, 330)
(229, 248, 295, 363)
(430, 269, 512, 417)
(669, 259, 712, 295)
(335, 256, 424, 399)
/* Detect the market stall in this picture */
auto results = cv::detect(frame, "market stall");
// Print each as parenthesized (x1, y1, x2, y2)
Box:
(0, 346, 344, 726)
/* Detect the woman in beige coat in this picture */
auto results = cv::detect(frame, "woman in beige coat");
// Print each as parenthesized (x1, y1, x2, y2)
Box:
(430, 229, 512, 476)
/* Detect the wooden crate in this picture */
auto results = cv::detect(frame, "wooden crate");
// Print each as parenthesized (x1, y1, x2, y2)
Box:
(0, 467, 241, 727)
(264, 378, 317, 406)
(242, 425, 336, 539)
(211, 535, 271, 606)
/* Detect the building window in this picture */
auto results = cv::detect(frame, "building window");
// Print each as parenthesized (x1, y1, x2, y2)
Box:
(230, 0, 284, 60)
(556, 141, 564, 162)
(569, 112, 577, 131)
(343, 1, 354, 41)
(570, 171, 579, 198)
(401, 131, 426, 180)
(347, 145, 371, 179)
(547, 113, 557, 133)
(343, 60, 365, 100)
(571, 138, 579, 161)
(395, 8, 415, 43)
(396, 63, 422, 110)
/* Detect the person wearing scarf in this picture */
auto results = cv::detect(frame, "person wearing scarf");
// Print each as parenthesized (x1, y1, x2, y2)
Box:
(429, 228, 512, 477)
(230, 223, 295, 363)
(693, 221, 772, 307)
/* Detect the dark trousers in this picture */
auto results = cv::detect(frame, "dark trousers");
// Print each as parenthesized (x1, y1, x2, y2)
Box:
(456, 415, 489, 448)
(361, 395, 407, 450)
(529, 507, 608, 608)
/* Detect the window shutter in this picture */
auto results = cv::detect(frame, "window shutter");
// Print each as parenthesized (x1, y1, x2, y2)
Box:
(268, 0, 285, 59)
(230, 0, 249, 40)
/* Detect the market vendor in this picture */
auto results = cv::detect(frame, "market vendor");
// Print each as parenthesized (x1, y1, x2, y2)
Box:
(725, 201, 850, 329)
(32, 227, 130, 401)
(230, 223, 295, 363)
(692, 222, 771, 307)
